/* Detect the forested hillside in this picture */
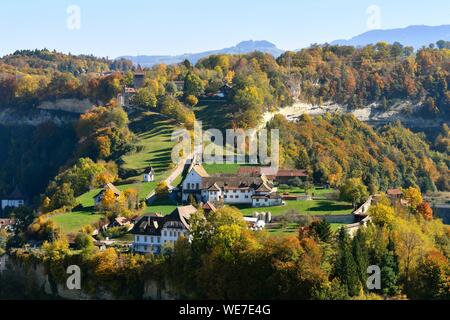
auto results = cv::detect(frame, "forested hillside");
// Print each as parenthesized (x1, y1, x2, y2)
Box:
(268, 114, 449, 192)
(278, 43, 449, 119)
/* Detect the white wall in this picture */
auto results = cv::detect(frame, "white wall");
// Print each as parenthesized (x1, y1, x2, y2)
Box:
(223, 189, 253, 204)
(133, 225, 188, 254)
(182, 171, 203, 202)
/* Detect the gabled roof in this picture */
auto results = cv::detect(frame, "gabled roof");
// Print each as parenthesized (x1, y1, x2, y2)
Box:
(192, 165, 210, 178)
(94, 183, 122, 199)
(113, 217, 128, 226)
(256, 182, 273, 193)
(276, 169, 308, 178)
(202, 201, 217, 213)
(166, 205, 198, 230)
(208, 183, 221, 192)
(105, 183, 121, 195)
(132, 214, 167, 236)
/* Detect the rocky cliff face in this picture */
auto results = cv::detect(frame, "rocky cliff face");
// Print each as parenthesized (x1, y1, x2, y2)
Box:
(0, 98, 94, 126)
(0, 253, 178, 300)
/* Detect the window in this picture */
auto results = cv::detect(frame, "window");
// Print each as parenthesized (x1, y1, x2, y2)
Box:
(245, 196, 249, 199)
(233, 190, 237, 193)
(196, 183, 200, 190)
(224, 195, 227, 199)
(136, 236, 140, 242)
(151, 236, 154, 243)
(144, 236, 148, 242)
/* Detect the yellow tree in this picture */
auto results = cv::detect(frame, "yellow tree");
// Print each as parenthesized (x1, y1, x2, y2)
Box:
(403, 187, 423, 211)
(369, 203, 395, 226)
(392, 219, 429, 288)
(101, 189, 117, 211)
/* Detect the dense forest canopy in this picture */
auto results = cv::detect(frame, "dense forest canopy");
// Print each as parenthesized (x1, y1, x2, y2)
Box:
(267, 113, 449, 193)
(277, 43, 450, 119)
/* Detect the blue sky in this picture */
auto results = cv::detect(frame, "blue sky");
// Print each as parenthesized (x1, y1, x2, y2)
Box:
(0, 0, 449, 58)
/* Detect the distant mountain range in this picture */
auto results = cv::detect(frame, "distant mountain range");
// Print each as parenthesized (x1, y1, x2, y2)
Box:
(119, 25, 449, 67)
(331, 25, 449, 48)
(119, 40, 285, 67)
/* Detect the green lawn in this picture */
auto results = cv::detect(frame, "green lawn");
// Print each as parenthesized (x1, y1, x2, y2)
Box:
(203, 163, 244, 175)
(49, 211, 104, 234)
(116, 181, 159, 201)
(237, 200, 354, 217)
(120, 112, 180, 182)
(278, 186, 338, 197)
(142, 197, 178, 216)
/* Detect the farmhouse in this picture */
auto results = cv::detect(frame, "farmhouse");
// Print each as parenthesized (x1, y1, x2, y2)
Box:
(237, 167, 308, 184)
(132, 205, 197, 254)
(274, 169, 308, 184)
(1, 187, 26, 211)
(93, 183, 122, 207)
(181, 165, 283, 207)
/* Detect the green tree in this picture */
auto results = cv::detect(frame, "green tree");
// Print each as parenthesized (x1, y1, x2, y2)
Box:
(334, 228, 361, 297)
(352, 229, 370, 291)
(309, 219, 332, 243)
(184, 73, 205, 97)
(131, 87, 157, 108)
(339, 178, 369, 208)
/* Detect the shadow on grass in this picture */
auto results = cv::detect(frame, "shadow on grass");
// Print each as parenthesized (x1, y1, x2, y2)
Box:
(307, 201, 353, 212)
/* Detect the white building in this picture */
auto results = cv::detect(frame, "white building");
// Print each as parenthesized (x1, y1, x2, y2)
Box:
(132, 205, 197, 254)
(1, 187, 25, 211)
(181, 164, 283, 208)
(181, 164, 210, 203)
(144, 167, 155, 182)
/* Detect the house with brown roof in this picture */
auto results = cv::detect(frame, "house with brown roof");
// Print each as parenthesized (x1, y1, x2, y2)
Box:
(275, 169, 308, 184)
(132, 205, 197, 254)
(387, 188, 403, 199)
(202, 201, 218, 215)
(237, 167, 308, 184)
(93, 183, 122, 207)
